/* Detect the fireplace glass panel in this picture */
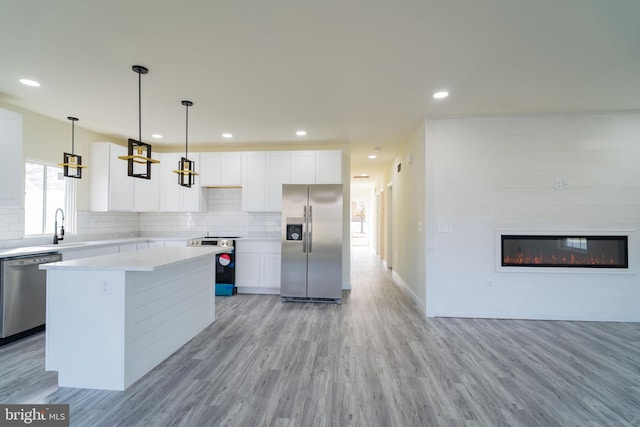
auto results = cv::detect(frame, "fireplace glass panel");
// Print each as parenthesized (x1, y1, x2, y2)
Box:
(501, 235, 628, 268)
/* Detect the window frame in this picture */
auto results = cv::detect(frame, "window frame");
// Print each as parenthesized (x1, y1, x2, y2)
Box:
(24, 158, 76, 237)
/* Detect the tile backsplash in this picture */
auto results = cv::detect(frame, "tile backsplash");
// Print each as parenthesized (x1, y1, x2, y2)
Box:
(138, 188, 281, 238)
(0, 188, 281, 249)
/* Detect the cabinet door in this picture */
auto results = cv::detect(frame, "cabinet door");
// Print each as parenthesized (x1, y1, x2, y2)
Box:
(316, 150, 342, 184)
(159, 152, 182, 212)
(266, 152, 291, 212)
(199, 153, 221, 186)
(108, 144, 134, 211)
(0, 109, 22, 208)
(134, 173, 160, 211)
(261, 253, 281, 288)
(235, 253, 261, 287)
(290, 151, 316, 184)
(200, 152, 242, 186)
(220, 152, 242, 186)
(180, 153, 205, 212)
(242, 152, 266, 211)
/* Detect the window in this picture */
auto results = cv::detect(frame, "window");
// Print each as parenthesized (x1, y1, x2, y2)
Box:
(24, 161, 75, 236)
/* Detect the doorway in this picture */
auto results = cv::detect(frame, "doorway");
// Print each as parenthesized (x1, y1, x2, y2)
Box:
(351, 188, 371, 246)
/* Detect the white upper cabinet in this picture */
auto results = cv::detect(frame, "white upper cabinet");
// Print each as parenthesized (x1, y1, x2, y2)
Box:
(266, 152, 291, 211)
(290, 150, 342, 184)
(159, 152, 182, 212)
(242, 151, 292, 212)
(91, 142, 134, 212)
(133, 163, 160, 212)
(290, 151, 316, 184)
(242, 152, 267, 212)
(91, 143, 204, 213)
(159, 152, 205, 212)
(315, 150, 342, 184)
(200, 152, 242, 187)
(0, 109, 23, 208)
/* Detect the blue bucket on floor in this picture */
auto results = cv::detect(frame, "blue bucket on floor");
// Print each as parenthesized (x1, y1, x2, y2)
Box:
(215, 283, 235, 296)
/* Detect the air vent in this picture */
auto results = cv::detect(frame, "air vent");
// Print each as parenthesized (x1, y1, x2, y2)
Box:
(353, 175, 370, 179)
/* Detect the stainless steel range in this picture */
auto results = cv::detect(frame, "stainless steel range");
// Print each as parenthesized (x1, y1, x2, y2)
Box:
(188, 237, 236, 295)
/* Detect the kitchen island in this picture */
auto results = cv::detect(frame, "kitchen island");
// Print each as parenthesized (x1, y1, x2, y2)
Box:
(40, 246, 229, 391)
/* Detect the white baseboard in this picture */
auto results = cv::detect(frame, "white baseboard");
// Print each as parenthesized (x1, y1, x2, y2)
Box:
(391, 271, 426, 315)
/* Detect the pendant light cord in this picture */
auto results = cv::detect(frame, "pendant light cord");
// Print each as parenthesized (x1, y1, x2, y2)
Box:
(185, 103, 189, 158)
(138, 70, 142, 143)
(71, 119, 75, 154)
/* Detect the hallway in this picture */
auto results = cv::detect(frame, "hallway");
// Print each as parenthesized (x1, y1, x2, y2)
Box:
(0, 246, 639, 426)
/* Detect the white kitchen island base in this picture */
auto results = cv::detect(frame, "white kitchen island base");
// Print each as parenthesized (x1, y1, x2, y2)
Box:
(42, 247, 226, 391)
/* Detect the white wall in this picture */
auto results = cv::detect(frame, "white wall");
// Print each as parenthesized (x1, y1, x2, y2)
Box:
(426, 113, 640, 322)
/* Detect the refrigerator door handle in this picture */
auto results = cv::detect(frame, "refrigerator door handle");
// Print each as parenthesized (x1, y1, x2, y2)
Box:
(303, 206, 307, 253)
(308, 205, 313, 253)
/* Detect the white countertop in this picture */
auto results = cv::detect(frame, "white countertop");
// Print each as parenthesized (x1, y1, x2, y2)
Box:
(40, 246, 230, 272)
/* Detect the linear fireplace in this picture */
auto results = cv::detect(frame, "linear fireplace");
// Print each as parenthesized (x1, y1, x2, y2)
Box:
(501, 235, 628, 268)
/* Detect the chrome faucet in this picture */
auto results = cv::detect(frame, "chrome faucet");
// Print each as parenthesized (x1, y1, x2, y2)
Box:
(53, 208, 65, 244)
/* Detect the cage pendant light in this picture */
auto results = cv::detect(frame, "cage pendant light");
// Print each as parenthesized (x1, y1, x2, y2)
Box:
(173, 100, 199, 187)
(57, 116, 87, 178)
(118, 65, 159, 179)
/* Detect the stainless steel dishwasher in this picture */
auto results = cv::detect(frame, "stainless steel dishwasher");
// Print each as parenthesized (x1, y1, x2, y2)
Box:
(0, 252, 62, 341)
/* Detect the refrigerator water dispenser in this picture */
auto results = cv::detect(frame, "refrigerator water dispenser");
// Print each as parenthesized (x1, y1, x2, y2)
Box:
(286, 221, 303, 241)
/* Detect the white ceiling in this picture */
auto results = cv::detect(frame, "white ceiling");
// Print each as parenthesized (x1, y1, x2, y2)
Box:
(1, 1, 639, 182)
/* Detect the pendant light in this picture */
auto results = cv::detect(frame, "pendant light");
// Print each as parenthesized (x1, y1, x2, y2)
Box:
(118, 65, 159, 179)
(173, 100, 199, 187)
(57, 116, 87, 178)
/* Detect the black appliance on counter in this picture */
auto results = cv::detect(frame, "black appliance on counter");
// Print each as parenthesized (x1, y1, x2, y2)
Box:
(188, 237, 236, 295)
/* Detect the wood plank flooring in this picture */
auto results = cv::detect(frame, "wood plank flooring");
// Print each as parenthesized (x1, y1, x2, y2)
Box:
(1, 246, 640, 426)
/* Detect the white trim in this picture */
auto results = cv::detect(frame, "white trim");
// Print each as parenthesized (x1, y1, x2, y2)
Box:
(433, 309, 640, 323)
(391, 270, 426, 315)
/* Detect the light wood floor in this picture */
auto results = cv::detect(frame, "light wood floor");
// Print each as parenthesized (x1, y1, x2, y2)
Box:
(1, 247, 639, 426)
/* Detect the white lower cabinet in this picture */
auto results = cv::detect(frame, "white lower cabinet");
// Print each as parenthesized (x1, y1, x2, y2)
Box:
(235, 240, 281, 294)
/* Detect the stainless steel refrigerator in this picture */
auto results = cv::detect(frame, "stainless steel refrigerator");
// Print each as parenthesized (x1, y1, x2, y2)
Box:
(281, 184, 343, 304)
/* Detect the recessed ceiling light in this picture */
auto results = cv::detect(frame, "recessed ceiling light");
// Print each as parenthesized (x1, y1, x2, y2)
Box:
(151, 134, 163, 139)
(19, 78, 40, 87)
(222, 133, 233, 138)
(433, 91, 449, 99)
(296, 130, 307, 136)
(368, 154, 377, 159)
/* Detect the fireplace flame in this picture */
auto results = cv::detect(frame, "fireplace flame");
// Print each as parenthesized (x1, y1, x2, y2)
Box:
(503, 252, 618, 266)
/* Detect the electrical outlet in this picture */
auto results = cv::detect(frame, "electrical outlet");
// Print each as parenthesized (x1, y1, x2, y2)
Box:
(554, 179, 563, 190)
(100, 281, 111, 296)
(437, 223, 453, 233)
(418, 221, 423, 232)
(486, 280, 493, 289)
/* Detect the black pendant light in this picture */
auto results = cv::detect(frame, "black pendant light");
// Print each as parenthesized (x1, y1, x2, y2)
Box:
(57, 116, 87, 178)
(118, 65, 159, 179)
(173, 100, 198, 187)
